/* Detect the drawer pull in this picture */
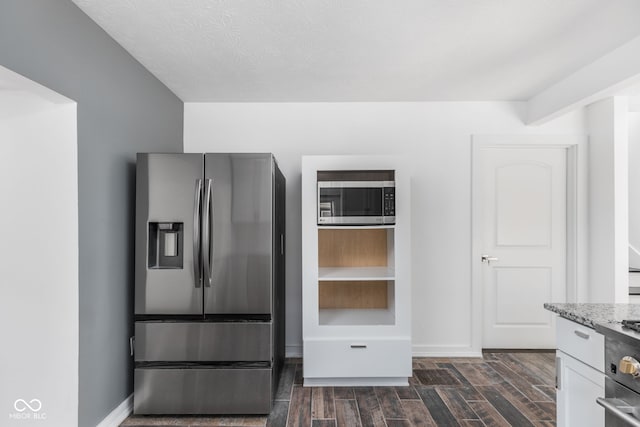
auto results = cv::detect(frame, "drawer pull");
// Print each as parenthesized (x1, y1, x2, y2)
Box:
(350, 344, 367, 349)
(574, 330, 590, 340)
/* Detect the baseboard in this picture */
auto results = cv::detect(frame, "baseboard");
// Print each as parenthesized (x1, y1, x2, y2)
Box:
(96, 394, 132, 427)
(286, 344, 302, 358)
(412, 344, 482, 358)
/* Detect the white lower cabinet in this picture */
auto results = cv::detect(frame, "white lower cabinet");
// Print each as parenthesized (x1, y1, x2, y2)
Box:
(303, 338, 411, 385)
(555, 316, 605, 427)
(556, 350, 605, 427)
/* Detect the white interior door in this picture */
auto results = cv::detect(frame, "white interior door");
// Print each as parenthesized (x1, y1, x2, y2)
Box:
(479, 147, 567, 348)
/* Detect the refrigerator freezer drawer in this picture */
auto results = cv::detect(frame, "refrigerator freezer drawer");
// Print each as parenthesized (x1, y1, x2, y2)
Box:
(135, 322, 272, 362)
(134, 367, 272, 414)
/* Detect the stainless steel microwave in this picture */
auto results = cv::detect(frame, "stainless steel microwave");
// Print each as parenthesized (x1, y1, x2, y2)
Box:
(317, 181, 395, 225)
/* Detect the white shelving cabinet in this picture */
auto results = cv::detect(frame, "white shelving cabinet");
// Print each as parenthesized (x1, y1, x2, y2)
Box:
(301, 155, 411, 386)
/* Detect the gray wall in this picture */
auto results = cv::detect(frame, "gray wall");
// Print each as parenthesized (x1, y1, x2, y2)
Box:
(0, 1, 183, 426)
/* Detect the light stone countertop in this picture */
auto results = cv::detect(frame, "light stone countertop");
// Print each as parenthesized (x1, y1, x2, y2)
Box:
(544, 303, 640, 329)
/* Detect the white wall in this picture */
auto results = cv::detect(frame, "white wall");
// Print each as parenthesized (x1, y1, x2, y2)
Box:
(184, 101, 585, 355)
(629, 112, 640, 268)
(587, 97, 629, 303)
(0, 88, 78, 425)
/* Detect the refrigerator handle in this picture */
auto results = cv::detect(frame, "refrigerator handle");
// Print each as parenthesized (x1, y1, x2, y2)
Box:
(193, 179, 202, 288)
(202, 178, 213, 287)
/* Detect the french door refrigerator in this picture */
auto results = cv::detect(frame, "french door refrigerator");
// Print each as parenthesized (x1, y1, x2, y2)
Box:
(133, 153, 286, 414)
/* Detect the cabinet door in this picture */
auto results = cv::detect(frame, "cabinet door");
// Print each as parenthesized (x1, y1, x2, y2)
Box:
(557, 350, 605, 427)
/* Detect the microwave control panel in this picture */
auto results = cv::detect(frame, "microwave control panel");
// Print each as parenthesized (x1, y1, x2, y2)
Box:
(384, 187, 395, 216)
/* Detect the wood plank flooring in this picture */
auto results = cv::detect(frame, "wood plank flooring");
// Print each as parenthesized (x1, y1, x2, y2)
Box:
(121, 351, 556, 427)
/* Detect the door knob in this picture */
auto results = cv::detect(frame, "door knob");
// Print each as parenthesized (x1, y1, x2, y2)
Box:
(481, 255, 499, 264)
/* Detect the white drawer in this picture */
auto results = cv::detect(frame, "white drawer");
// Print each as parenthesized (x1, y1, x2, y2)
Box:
(303, 338, 411, 379)
(556, 316, 604, 372)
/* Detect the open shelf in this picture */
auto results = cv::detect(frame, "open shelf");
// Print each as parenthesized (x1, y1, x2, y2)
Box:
(317, 225, 395, 321)
(319, 280, 392, 310)
(318, 228, 393, 268)
(319, 308, 395, 326)
(318, 279, 395, 327)
(318, 267, 395, 281)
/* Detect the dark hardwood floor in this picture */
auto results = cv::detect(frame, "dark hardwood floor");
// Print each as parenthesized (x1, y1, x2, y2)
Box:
(121, 351, 556, 427)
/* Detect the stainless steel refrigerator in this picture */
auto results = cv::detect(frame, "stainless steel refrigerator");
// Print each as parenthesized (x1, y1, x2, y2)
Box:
(133, 153, 285, 414)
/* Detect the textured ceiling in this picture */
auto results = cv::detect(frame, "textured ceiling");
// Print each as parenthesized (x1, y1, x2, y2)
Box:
(72, 0, 640, 102)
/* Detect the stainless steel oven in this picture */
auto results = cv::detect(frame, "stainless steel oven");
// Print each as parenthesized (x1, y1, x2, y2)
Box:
(596, 320, 640, 426)
(598, 377, 640, 426)
(317, 181, 395, 225)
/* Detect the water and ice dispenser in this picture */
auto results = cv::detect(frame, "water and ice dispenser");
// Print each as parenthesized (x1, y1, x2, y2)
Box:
(148, 222, 183, 269)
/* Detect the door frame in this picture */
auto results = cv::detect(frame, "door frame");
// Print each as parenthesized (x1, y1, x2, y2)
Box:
(471, 134, 588, 352)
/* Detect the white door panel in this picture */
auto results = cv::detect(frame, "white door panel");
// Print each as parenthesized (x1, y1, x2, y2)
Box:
(480, 147, 567, 348)
(494, 267, 552, 325)
(495, 163, 552, 246)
